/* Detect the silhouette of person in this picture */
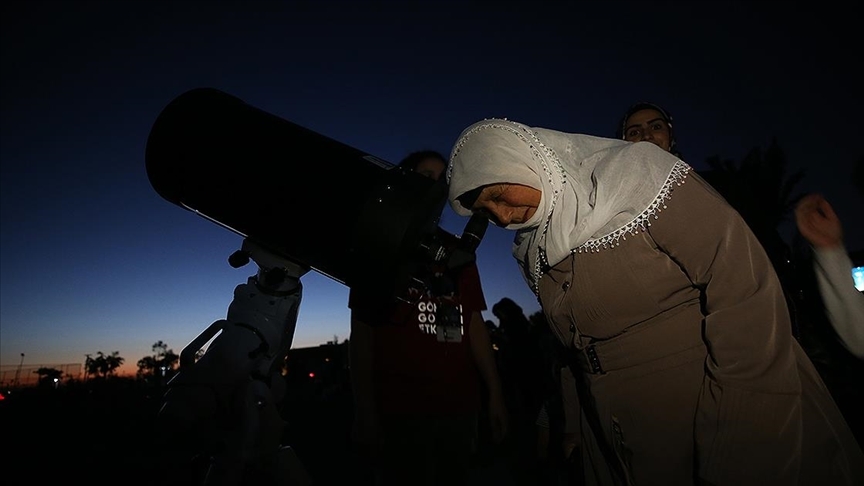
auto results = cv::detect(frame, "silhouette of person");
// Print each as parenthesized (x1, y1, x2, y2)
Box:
(348, 150, 508, 486)
(491, 297, 546, 484)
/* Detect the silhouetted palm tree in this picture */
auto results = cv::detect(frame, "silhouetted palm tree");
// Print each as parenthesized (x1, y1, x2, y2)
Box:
(700, 138, 805, 246)
(85, 351, 125, 378)
(103, 351, 124, 376)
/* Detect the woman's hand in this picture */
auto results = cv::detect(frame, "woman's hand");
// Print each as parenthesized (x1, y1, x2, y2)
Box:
(795, 193, 844, 249)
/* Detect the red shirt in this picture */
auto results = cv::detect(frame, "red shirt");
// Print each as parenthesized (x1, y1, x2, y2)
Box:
(349, 260, 486, 415)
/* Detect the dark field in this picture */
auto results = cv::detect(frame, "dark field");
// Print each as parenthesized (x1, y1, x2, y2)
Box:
(0, 376, 363, 486)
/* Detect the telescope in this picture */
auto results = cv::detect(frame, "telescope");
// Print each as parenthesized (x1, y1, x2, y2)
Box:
(146, 87, 451, 301)
(145, 88, 486, 484)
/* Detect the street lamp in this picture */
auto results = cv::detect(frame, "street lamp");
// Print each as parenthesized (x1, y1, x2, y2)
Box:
(13, 353, 24, 387)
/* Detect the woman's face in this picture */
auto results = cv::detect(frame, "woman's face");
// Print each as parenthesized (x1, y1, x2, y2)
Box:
(623, 108, 672, 152)
(466, 183, 541, 228)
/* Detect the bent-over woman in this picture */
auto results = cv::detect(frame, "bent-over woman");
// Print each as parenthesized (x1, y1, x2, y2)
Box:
(445, 118, 863, 486)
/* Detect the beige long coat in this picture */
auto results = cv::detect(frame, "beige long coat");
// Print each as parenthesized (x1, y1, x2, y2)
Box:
(538, 173, 863, 485)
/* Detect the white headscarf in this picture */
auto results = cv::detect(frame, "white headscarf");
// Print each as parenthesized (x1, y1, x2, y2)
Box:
(447, 118, 690, 294)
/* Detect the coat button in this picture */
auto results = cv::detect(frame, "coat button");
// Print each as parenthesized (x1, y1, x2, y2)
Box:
(569, 324, 576, 333)
(562, 281, 571, 290)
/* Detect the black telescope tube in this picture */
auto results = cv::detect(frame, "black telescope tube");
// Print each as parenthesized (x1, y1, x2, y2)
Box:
(145, 88, 446, 298)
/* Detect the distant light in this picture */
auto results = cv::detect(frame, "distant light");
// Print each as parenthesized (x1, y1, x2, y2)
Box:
(53, 378, 59, 383)
(308, 372, 315, 378)
(853, 266, 864, 291)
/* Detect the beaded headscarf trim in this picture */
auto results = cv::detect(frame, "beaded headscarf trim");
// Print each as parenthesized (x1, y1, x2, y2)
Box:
(576, 161, 690, 253)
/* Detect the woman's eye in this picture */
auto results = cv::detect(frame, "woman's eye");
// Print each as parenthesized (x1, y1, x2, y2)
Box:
(651, 123, 664, 131)
(473, 208, 493, 220)
(627, 129, 640, 138)
(478, 186, 503, 205)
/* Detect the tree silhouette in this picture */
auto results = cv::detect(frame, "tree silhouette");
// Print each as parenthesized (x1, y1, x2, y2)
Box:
(136, 340, 179, 384)
(85, 351, 125, 378)
(84, 354, 92, 381)
(701, 138, 805, 243)
(104, 351, 124, 375)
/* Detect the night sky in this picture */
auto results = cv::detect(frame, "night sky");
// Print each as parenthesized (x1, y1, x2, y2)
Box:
(2, 0, 861, 375)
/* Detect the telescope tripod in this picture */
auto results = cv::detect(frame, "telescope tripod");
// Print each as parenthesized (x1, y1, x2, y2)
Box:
(159, 238, 313, 486)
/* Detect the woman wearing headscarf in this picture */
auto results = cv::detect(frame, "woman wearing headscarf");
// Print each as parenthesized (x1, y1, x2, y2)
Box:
(616, 101, 681, 157)
(446, 118, 863, 486)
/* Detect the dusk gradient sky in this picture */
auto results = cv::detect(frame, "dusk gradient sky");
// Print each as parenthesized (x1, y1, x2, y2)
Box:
(2, 0, 861, 376)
